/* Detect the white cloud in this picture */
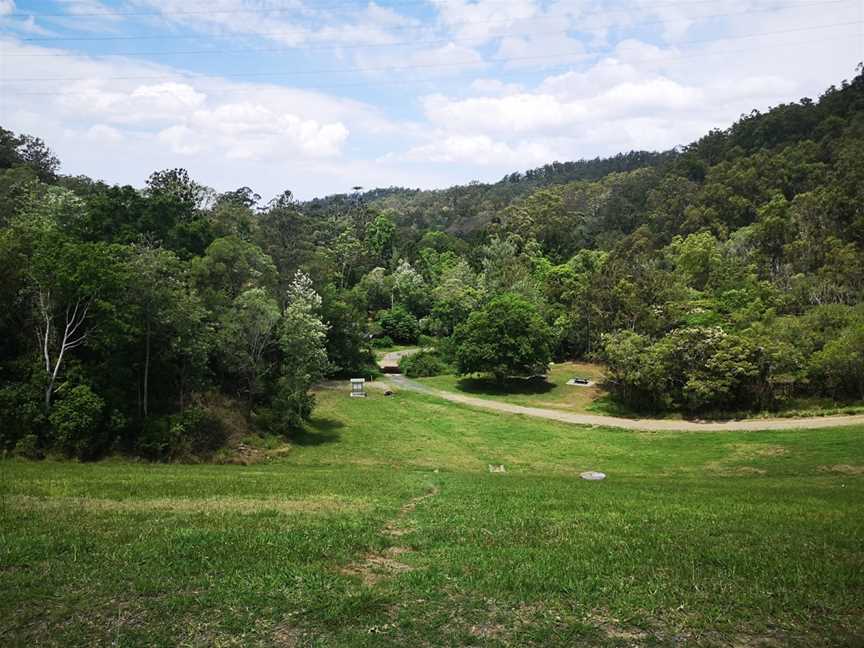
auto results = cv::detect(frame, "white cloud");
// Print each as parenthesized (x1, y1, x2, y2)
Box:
(422, 92, 586, 134)
(2, 0, 861, 196)
(0, 0, 15, 17)
(0, 37, 411, 197)
(157, 125, 202, 155)
(469, 78, 523, 96)
(436, 0, 540, 43)
(394, 133, 559, 166)
(83, 124, 125, 143)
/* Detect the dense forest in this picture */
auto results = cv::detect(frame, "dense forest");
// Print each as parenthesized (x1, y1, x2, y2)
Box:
(1, 66, 863, 460)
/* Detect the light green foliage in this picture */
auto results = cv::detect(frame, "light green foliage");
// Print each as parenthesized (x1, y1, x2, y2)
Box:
(480, 234, 539, 301)
(668, 231, 726, 291)
(391, 259, 429, 316)
(604, 327, 767, 413)
(808, 323, 864, 400)
(218, 288, 281, 403)
(364, 212, 395, 265)
(355, 266, 392, 311)
(428, 259, 483, 336)
(126, 244, 209, 415)
(273, 272, 330, 432)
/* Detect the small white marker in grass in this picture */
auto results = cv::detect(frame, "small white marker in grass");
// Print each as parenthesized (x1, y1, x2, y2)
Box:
(580, 471, 606, 480)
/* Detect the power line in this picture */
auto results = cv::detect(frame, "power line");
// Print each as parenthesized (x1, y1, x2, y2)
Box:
(11, 0, 854, 42)
(3, 31, 857, 95)
(5, 0, 839, 19)
(3, 12, 856, 59)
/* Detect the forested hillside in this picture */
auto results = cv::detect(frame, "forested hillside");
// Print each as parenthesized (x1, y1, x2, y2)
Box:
(1, 66, 862, 460)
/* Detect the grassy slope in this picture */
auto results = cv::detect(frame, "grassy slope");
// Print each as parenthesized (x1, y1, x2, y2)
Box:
(1, 388, 863, 646)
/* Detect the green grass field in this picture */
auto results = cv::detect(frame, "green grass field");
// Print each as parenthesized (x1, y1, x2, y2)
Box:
(417, 361, 623, 415)
(2, 388, 863, 646)
(416, 363, 864, 420)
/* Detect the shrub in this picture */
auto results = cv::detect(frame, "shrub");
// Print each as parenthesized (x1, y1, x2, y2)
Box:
(0, 380, 44, 452)
(377, 306, 419, 344)
(417, 334, 437, 348)
(371, 335, 394, 349)
(400, 350, 451, 378)
(13, 434, 41, 460)
(48, 384, 106, 459)
(137, 407, 226, 461)
(267, 375, 317, 435)
(172, 407, 227, 456)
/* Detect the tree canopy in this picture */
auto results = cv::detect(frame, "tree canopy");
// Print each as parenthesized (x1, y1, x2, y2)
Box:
(2, 66, 864, 458)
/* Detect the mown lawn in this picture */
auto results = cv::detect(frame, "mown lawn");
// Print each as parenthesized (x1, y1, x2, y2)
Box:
(417, 361, 616, 414)
(1, 388, 863, 646)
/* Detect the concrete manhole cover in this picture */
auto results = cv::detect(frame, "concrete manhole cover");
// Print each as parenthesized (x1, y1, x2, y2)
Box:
(580, 471, 606, 480)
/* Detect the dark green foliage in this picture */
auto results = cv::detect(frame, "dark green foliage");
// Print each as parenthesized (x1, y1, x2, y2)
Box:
(0, 378, 44, 452)
(371, 335, 394, 348)
(808, 323, 864, 400)
(265, 376, 317, 434)
(603, 326, 791, 414)
(320, 285, 374, 376)
(48, 384, 107, 459)
(378, 306, 419, 344)
(399, 350, 451, 377)
(12, 434, 40, 459)
(1, 67, 864, 454)
(453, 293, 553, 382)
(138, 407, 226, 461)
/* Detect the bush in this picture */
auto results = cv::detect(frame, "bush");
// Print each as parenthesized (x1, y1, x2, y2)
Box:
(172, 407, 227, 456)
(137, 407, 226, 461)
(399, 350, 451, 378)
(417, 334, 437, 348)
(48, 384, 106, 459)
(266, 375, 317, 435)
(377, 306, 419, 344)
(0, 380, 44, 452)
(13, 434, 41, 460)
(371, 335, 394, 349)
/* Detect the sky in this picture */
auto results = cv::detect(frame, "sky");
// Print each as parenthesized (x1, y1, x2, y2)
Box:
(0, 0, 862, 200)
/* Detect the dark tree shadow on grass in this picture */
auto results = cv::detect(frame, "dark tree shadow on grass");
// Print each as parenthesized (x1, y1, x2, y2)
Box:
(455, 375, 555, 396)
(291, 417, 344, 446)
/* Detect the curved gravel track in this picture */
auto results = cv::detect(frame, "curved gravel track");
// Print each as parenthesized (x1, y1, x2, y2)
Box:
(382, 363, 864, 432)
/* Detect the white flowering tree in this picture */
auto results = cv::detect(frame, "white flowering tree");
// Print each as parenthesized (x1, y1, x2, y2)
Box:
(274, 272, 330, 430)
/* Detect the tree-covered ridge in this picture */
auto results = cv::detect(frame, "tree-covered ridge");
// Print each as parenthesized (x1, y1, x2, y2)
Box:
(1, 66, 862, 460)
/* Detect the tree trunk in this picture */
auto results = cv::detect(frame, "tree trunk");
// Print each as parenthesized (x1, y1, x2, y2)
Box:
(143, 318, 151, 418)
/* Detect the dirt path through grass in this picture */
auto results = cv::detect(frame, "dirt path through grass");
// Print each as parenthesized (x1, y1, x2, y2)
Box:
(386, 373, 864, 431)
(340, 484, 439, 586)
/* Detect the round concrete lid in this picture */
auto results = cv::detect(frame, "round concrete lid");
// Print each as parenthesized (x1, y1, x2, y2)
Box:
(580, 471, 606, 480)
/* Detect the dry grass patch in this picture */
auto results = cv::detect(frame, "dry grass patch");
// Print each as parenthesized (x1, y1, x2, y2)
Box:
(7, 495, 369, 515)
(705, 444, 789, 475)
(818, 464, 864, 475)
(725, 444, 788, 458)
(340, 547, 415, 586)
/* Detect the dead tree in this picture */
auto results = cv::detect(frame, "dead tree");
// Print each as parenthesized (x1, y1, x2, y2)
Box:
(34, 288, 90, 412)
